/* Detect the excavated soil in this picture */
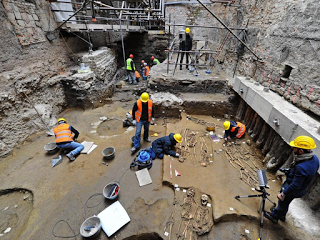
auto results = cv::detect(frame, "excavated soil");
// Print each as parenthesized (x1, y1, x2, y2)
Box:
(0, 91, 315, 240)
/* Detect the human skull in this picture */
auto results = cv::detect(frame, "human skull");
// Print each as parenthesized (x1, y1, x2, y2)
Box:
(187, 188, 195, 198)
(201, 194, 208, 206)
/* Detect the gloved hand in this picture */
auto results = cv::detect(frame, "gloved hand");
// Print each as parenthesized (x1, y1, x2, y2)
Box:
(176, 153, 180, 157)
(132, 120, 136, 125)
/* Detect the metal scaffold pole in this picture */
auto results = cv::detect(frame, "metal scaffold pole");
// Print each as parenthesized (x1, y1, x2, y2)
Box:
(195, 0, 261, 60)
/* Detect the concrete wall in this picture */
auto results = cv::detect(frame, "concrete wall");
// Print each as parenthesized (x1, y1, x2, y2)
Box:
(165, 0, 320, 117)
(232, 76, 320, 174)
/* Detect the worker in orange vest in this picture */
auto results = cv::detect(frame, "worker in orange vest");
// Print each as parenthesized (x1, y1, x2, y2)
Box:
(53, 118, 84, 161)
(223, 120, 246, 141)
(142, 62, 150, 80)
(131, 92, 154, 153)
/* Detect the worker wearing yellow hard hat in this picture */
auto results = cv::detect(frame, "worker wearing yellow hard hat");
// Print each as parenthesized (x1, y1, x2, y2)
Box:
(131, 92, 154, 153)
(179, 27, 193, 71)
(223, 120, 246, 141)
(53, 118, 84, 161)
(151, 133, 182, 159)
(265, 135, 319, 224)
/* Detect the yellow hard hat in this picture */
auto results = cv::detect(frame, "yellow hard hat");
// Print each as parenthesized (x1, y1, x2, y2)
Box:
(57, 118, 66, 124)
(223, 121, 230, 130)
(289, 136, 316, 149)
(174, 133, 182, 143)
(185, 27, 190, 33)
(140, 92, 149, 102)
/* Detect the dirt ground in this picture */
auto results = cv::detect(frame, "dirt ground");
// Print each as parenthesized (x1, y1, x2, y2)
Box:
(0, 91, 316, 240)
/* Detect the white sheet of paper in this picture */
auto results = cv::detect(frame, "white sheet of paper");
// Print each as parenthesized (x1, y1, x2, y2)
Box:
(87, 144, 98, 154)
(80, 141, 94, 153)
(97, 201, 130, 237)
(135, 168, 152, 186)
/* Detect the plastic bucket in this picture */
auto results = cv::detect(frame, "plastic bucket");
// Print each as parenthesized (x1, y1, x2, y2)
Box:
(102, 147, 115, 160)
(206, 122, 216, 131)
(44, 142, 59, 155)
(103, 182, 120, 200)
(80, 216, 101, 238)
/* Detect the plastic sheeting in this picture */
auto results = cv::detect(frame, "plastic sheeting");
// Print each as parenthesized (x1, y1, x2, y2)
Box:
(50, 0, 76, 23)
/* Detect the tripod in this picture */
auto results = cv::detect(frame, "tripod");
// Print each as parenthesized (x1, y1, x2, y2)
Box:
(235, 187, 276, 240)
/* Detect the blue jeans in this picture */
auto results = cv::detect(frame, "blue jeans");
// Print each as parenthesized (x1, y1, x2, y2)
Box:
(134, 120, 150, 148)
(56, 142, 84, 156)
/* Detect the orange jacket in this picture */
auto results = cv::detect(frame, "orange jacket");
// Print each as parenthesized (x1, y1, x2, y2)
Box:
(53, 123, 74, 143)
(135, 71, 141, 78)
(230, 122, 246, 138)
(135, 99, 153, 122)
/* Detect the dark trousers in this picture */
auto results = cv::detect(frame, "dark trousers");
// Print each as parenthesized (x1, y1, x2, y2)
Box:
(271, 182, 300, 219)
(180, 52, 189, 69)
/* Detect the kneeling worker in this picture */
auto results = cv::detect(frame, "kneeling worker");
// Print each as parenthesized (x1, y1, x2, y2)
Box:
(265, 136, 319, 224)
(53, 118, 84, 161)
(223, 120, 246, 141)
(151, 133, 182, 159)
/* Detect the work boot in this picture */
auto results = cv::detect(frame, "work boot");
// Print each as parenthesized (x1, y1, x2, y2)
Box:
(180, 66, 182, 70)
(264, 211, 278, 224)
(131, 147, 137, 153)
(66, 153, 75, 162)
(144, 138, 151, 143)
(270, 207, 286, 222)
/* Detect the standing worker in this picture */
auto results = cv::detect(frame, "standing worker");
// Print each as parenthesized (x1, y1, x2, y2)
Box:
(179, 27, 192, 70)
(126, 54, 138, 85)
(131, 92, 154, 153)
(223, 120, 246, 141)
(151, 133, 182, 159)
(151, 56, 160, 66)
(142, 62, 150, 80)
(265, 136, 319, 224)
(53, 118, 84, 161)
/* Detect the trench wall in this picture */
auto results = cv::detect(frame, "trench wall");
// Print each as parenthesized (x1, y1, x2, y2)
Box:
(233, 76, 320, 210)
(165, 0, 320, 116)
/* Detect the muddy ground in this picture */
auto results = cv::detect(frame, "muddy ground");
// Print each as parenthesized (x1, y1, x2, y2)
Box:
(0, 91, 316, 240)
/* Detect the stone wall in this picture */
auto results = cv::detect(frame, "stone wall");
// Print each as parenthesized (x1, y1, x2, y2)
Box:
(0, 0, 119, 157)
(165, 0, 320, 116)
(0, 45, 117, 158)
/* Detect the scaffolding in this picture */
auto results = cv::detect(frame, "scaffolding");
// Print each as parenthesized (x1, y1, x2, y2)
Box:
(50, 0, 165, 33)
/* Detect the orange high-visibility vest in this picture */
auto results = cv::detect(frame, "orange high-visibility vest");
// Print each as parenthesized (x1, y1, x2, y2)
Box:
(135, 71, 141, 78)
(135, 99, 153, 122)
(145, 66, 150, 76)
(230, 122, 246, 138)
(53, 123, 74, 143)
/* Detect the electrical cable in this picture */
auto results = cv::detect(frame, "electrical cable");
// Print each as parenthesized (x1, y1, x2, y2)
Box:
(52, 220, 79, 239)
(52, 167, 130, 239)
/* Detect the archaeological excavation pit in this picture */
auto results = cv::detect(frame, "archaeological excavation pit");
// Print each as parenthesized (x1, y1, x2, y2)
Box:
(1, 0, 320, 240)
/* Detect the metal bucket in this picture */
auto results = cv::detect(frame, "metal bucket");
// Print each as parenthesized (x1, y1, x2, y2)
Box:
(102, 147, 115, 160)
(103, 182, 120, 200)
(80, 216, 101, 238)
(44, 142, 59, 155)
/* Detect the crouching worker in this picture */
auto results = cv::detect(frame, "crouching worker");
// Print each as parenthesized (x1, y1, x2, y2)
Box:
(53, 118, 84, 161)
(123, 111, 134, 127)
(151, 133, 182, 159)
(223, 120, 246, 141)
(264, 136, 319, 224)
